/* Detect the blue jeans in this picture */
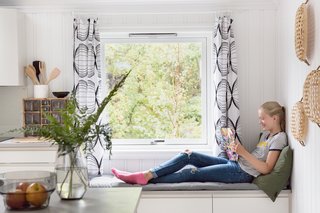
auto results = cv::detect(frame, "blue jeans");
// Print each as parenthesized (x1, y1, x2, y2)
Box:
(149, 151, 253, 183)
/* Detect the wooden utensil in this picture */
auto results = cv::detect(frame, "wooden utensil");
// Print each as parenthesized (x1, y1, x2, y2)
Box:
(28, 64, 39, 84)
(32, 61, 41, 83)
(28, 64, 36, 73)
(46, 68, 61, 85)
(25, 66, 40, 85)
(39, 61, 47, 84)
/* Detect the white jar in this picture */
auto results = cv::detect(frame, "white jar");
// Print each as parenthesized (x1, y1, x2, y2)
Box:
(34, 85, 49, 98)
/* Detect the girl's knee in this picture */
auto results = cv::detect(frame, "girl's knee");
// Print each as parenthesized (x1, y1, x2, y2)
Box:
(183, 149, 192, 155)
(179, 150, 192, 160)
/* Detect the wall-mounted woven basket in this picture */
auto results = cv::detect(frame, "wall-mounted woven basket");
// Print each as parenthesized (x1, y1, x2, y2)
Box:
(290, 99, 307, 146)
(295, 0, 309, 65)
(303, 66, 320, 126)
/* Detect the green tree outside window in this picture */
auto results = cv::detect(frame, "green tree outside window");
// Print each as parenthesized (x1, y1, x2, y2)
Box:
(105, 42, 202, 140)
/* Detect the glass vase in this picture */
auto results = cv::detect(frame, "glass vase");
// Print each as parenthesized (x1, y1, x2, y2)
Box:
(55, 147, 88, 200)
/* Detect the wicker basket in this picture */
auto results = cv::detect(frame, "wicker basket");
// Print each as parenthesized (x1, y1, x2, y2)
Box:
(295, 1, 309, 65)
(290, 99, 307, 146)
(303, 66, 320, 126)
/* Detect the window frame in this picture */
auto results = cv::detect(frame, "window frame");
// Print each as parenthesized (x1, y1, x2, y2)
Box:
(100, 31, 214, 152)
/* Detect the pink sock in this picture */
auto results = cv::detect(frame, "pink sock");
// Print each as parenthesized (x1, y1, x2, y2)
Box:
(111, 168, 148, 185)
(111, 168, 130, 178)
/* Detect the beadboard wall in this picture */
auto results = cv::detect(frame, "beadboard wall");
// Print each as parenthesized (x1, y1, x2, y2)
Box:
(23, 12, 74, 96)
(277, 0, 320, 213)
(0, 8, 278, 171)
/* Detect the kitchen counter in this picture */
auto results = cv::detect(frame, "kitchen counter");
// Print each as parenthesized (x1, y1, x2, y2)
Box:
(0, 187, 142, 213)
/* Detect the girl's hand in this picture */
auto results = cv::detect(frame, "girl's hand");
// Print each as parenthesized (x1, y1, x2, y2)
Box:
(234, 141, 246, 156)
(229, 141, 237, 152)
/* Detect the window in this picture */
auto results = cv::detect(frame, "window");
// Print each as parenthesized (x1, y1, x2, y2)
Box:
(101, 32, 211, 146)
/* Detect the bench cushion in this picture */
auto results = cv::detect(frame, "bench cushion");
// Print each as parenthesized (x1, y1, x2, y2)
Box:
(89, 175, 259, 191)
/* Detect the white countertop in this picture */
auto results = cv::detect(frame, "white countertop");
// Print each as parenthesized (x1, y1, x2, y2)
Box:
(0, 137, 56, 149)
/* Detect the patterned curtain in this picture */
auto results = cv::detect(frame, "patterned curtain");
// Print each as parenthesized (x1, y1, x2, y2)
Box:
(73, 18, 105, 176)
(213, 16, 241, 151)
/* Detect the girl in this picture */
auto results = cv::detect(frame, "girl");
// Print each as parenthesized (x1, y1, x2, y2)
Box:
(111, 101, 288, 185)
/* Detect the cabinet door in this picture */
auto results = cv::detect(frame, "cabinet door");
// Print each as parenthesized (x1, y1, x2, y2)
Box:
(0, 9, 24, 86)
(212, 197, 289, 213)
(137, 197, 212, 213)
(0, 149, 57, 172)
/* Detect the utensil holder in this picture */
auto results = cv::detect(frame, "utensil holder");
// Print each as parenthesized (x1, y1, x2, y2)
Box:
(34, 85, 49, 98)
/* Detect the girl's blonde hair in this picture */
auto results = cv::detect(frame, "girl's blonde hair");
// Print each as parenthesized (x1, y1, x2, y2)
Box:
(260, 101, 286, 131)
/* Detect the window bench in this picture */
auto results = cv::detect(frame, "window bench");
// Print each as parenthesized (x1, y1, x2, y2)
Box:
(89, 175, 291, 213)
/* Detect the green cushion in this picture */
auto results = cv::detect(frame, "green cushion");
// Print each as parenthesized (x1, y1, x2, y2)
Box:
(253, 146, 293, 202)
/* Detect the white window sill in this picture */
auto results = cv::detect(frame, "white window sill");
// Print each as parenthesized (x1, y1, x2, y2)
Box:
(110, 144, 215, 160)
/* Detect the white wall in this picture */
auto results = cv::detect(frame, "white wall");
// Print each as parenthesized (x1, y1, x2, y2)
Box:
(0, 7, 278, 172)
(277, 0, 320, 213)
(24, 12, 74, 95)
(234, 10, 277, 152)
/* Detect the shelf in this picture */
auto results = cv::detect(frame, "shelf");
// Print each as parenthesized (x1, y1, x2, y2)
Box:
(23, 98, 67, 136)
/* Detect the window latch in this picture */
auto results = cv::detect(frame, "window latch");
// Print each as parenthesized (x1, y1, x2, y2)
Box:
(129, 33, 177, 38)
(150, 139, 165, 145)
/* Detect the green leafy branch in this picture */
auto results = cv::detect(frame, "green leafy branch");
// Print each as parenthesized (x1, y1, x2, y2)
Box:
(23, 70, 131, 156)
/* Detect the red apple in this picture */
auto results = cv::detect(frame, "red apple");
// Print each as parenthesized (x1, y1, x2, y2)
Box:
(26, 182, 48, 207)
(16, 182, 30, 192)
(6, 189, 27, 209)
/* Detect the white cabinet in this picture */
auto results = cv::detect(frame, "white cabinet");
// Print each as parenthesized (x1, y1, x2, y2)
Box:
(137, 191, 212, 213)
(0, 9, 25, 86)
(212, 191, 290, 213)
(137, 190, 291, 213)
(0, 143, 57, 172)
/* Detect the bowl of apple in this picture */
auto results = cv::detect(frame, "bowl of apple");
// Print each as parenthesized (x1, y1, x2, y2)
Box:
(0, 171, 56, 210)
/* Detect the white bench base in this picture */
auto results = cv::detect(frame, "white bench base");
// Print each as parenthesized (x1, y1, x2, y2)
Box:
(137, 190, 291, 213)
(89, 175, 291, 213)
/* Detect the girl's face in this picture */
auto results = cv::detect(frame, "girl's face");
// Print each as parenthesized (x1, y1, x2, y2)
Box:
(258, 109, 277, 131)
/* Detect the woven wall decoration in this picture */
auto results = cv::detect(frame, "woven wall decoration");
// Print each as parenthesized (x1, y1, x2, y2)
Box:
(303, 66, 320, 127)
(295, 0, 309, 65)
(290, 99, 307, 146)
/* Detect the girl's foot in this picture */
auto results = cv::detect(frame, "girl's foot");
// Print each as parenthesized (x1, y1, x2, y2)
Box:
(111, 168, 148, 185)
